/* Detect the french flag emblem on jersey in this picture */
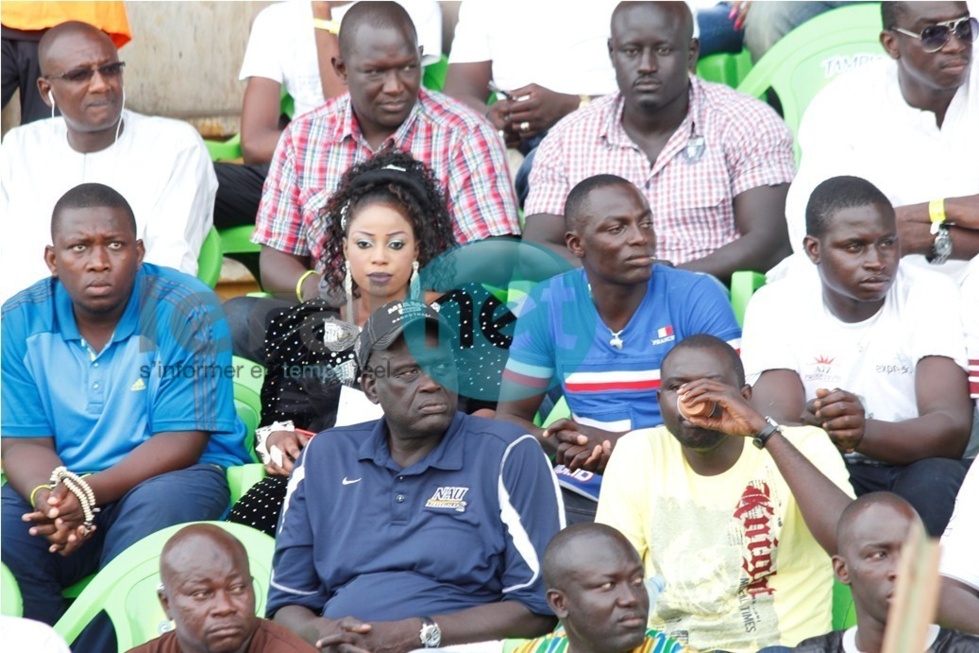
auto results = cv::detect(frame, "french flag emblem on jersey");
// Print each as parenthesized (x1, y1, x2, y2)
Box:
(657, 325, 674, 339)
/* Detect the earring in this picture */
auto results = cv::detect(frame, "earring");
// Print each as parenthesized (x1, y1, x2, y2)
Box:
(344, 260, 354, 321)
(410, 260, 419, 286)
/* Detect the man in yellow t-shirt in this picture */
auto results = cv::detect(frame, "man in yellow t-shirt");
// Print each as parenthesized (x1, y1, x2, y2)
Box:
(596, 334, 855, 653)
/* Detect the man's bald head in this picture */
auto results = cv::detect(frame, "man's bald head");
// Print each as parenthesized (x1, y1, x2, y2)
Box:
(543, 523, 641, 591)
(338, 1, 418, 59)
(612, 1, 695, 43)
(836, 492, 919, 558)
(38, 21, 116, 74)
(160, 524, 251, 586)
(564, 174, 638, 233)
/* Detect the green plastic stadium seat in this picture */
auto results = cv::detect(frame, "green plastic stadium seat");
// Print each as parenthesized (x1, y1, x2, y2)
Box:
(730, 270, 766, 328)
(737, 3, 885, 161)
(196, 226, 222, 288)
(1, 562, 23, 617)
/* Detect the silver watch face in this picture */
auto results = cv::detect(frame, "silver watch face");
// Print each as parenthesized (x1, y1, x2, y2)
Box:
(930, 227, 952, 264)
(420, 622, 441, 648)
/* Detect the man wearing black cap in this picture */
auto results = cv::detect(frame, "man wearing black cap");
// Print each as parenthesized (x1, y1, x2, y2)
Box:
(267, 300, 565, 652)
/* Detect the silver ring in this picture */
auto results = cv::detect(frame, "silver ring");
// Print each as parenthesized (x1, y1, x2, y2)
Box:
(519, 121, 530, 132)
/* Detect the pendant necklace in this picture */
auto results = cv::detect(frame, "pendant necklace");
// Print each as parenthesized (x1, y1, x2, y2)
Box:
(609, 328, 625, 350)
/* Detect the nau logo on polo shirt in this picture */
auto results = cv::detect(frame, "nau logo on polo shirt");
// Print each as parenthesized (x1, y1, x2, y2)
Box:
(651, 325, 675, 345)
(425, 486, 469, 513)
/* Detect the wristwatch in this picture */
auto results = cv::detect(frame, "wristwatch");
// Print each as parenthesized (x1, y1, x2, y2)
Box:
(753, 417, 781, 449)
(927, 223, 952, 265)
(419, 616, 441, 648)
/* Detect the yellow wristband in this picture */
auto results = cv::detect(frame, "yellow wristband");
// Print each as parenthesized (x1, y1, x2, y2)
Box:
(312, 18, 340, 34)
(30, 484, 53, 509)
(296, 270, 317, 303)
(928, 199, 947, 224)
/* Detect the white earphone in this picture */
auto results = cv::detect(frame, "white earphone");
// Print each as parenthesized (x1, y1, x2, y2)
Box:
(48, 90, 56, 120)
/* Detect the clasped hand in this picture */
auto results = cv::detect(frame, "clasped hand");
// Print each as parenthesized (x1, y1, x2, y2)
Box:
(801, 387, 865, 454)
(22, 483, 95, 556)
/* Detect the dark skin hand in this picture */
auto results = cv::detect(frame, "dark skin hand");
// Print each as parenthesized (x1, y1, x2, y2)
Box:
(542, 418, 616, 474)
(443, 61, 580, 147)
(264, 429, 314, 476)
(801, 387, 865, 454)
(495, 388, 623, 471)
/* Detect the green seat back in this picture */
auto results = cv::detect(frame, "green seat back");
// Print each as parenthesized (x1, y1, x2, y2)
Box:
(737, 3, 885, 161)
(219, 225, 261, 256)
(196, 227, 223, 288)
(204, 132, 242, 162)
(423, 54, 449, 92)
(730, 270, 766, 328)
(232, 355, 265, 462)
(832, 579, 858, 629)
(696, 49, 753, 88)
(226, 463, 268, 506)
(1, 562, 23, 617)
(53, 521, 275, 652)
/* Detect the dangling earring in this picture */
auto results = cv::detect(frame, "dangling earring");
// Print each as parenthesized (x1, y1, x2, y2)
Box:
(410, 260, 419, 290)
(344, 260, 354, 321)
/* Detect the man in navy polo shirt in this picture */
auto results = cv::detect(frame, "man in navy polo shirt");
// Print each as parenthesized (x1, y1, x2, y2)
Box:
(269, 300, 564, 652)
(1, 183, 250, 632)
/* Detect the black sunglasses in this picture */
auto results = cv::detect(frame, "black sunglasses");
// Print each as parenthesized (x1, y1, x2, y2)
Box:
(45, 61, 126, 84)
(891, 16, 978, 53)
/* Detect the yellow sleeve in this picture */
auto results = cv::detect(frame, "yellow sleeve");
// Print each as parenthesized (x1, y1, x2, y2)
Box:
(596, 429, 653, 564)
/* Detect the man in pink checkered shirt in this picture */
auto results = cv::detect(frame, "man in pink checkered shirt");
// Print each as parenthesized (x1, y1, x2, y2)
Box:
(252, 1, 520, 300)
(523, 1, 796, 285)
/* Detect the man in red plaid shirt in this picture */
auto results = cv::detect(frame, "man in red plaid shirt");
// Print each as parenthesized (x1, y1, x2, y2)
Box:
(253, 1, 520, 301)
(523, 1, 796, 285)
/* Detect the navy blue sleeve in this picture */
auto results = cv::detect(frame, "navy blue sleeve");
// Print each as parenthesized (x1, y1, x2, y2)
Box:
(497, 434, 565, 615)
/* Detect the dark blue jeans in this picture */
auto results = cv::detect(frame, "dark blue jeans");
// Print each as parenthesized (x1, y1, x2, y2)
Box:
(846, 457, 971, 536)
(1, 463, 229, 627)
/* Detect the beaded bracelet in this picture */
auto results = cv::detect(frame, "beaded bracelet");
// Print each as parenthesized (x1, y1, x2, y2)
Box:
(49, 466, 100, 534)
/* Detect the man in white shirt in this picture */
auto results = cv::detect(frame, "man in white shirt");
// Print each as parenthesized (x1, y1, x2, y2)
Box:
(0, 20, 216, 304)
(743, 175, 973, 536)
(783, 1, 979, 281)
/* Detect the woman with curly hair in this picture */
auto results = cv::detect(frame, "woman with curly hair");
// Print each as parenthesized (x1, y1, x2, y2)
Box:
(229, 149, 515, 534)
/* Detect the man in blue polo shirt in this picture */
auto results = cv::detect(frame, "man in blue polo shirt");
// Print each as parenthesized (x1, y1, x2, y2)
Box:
(497, 175, 742, 521)
(1, 183, 250, 632)
(269, 300, 564, 652)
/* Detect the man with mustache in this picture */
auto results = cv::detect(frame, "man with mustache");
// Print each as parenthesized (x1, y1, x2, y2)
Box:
(742, 175, 973, 537)
(521, 1, 795, 285)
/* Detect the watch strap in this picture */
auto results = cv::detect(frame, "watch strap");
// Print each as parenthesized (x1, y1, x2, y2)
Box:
(752, 417, 781, 449)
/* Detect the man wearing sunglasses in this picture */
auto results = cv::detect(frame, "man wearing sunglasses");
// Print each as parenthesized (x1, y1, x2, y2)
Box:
(0, 20, 217, 304)
(782, 1, 979, 284)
